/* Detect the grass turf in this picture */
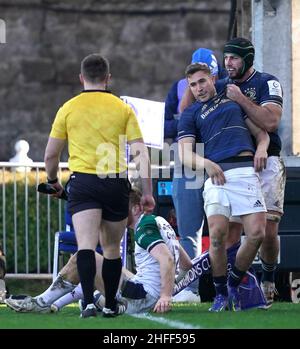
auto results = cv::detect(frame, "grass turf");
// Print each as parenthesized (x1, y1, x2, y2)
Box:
(0, 302, 300, 330)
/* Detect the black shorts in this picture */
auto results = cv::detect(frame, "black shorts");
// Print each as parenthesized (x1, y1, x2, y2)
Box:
(121, 279, 147, 299)
(67, 172, 131, 221)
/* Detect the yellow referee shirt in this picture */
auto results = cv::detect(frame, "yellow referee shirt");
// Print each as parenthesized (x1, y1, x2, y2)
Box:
(50, 90, 143, 175)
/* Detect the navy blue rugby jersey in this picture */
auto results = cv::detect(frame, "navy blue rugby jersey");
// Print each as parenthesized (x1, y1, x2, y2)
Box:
(215, 70, 283, 156)
(177, 94, 255, 163)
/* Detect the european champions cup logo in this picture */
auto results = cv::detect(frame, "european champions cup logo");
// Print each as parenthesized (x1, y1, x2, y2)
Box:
(0, 18, 6, 43)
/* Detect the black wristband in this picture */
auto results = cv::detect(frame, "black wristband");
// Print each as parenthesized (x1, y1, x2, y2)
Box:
(47, 178, 58, 184)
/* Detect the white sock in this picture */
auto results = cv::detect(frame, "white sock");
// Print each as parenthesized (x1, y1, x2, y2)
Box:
(35, 274, 76, 305)
(52, 283, 83, 310)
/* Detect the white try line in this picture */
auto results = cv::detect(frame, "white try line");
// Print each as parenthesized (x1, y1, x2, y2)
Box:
(131, 313, 202, 330)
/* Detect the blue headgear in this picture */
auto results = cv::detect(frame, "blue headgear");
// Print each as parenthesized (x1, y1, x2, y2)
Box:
(191, 48, 219, 76)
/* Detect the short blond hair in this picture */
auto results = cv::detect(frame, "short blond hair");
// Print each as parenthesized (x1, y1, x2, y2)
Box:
(129, 187, 142, 207)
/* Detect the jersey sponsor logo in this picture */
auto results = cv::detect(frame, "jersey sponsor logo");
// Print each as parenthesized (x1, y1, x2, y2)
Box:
(201, 103, 208, 113)
(267, 80, 283, 97)
(200, 97, 230, 120)
(244, 87, 257, 101)
(157, 221, 176, 239)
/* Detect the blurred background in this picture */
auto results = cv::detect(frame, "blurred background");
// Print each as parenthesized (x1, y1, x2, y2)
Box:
(0, 0, 300, 301)
(1, 0, 298, 161)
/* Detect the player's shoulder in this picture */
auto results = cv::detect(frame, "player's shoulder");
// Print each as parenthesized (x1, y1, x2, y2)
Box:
(155, 216, 171, 229)
(59, 94, 80, 110)
(215, 77, 228, 91)
(137, 214, 158, 232)
(102, 92, 131, 108)
(153, 215, 170, 227)
(154, 216, 177, 240)
(182, 100, 202, 117)
(254, 71, 283, 100)
(135, 215, 164, 248)
(138, 214, 174, 237)
(139, 214, 157, 224)
(255, 71, 280, 84)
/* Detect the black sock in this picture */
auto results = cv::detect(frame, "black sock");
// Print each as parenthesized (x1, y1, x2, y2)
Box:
(261, 258, 277, 283)
(213, 276, 228, 297)
(228, 265, 246, 288)
(77, 249, 96, 306)
(102, 257, 122, 310)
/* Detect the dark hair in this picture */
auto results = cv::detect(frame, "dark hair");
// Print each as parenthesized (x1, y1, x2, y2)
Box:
(185, 63, 211, 78)
(80, 53, 110, 83)
(223, 37, 255, 75)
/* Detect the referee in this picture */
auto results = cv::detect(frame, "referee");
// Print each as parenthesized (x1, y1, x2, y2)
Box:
(44, 53, 155, 318)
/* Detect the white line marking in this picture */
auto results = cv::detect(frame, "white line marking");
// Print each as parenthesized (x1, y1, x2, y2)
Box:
(130, 313, 202, 329)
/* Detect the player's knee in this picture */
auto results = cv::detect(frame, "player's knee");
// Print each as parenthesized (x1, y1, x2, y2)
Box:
(247, 228, 265, 246)
(209, 225, 227, 242)
(209, 234, 227, 252)
(102, 244, 121, 259)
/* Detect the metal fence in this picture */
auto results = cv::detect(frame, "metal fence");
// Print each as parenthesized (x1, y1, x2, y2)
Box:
(0, 160, 173, 279)
(0, 162, 69, 279)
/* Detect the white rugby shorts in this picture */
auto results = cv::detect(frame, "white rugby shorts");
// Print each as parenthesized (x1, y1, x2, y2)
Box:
(230, 156, 286, 223)
(125, 293, 157, 314)
(203, 166, 266, 218)
(260, 156, 286, 214)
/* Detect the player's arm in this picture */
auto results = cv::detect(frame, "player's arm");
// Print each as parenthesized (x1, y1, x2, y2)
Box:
(178, 136, 225, 185)
(44, 137, 66, 195)
(226, 84, 282, 132)
(245, 118, 270, 172)
(126, 103, 155, 213)
(178, 245, 193, 271)
(179, 87, 195, 113)
(129, 139, 155, 214)
(164, 81, 180, 139)
(151, 243, 175, 313)
(174, 245, 193, 283)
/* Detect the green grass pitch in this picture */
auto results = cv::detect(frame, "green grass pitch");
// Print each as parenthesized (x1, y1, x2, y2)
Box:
(1, 302, 300, 329)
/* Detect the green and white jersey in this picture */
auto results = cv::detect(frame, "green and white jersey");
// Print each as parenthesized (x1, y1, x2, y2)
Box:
(131, 214, 180, 299)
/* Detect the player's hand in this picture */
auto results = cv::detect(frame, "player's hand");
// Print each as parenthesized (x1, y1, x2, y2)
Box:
(51, 182, 64, 199)
(153, 296, 172, 313)
(254, 149, 268, 172)
(204, 159, 226, 185)
(226, 84, 244, 102)
(141, 194, 156, 214)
